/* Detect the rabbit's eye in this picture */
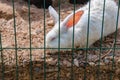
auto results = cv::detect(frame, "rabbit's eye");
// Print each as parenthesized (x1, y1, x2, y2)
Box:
(51, 37, 56, 41)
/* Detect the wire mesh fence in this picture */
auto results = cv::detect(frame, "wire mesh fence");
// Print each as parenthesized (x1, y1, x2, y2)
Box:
(0, 0, 120, 80)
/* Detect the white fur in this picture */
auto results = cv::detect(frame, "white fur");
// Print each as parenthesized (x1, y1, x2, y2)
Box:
(46, 0, 120, 50)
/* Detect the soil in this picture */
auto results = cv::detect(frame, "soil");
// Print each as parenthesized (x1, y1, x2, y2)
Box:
(0, 0, 120, 80)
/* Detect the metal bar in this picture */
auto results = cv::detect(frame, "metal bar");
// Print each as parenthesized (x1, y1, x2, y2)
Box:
(12, 0, 19, 79)
(27, 0, 33, 80)
(110, 0, 120, 80)
(43, 0, 46, 80)
(84, 0, 91, 80)
(0, 32, 4, 80)
(2, 47, 120, 50)
(57, 0, 61, 79)
(71, 0, 76, 80)
(97, 0, 106, 79)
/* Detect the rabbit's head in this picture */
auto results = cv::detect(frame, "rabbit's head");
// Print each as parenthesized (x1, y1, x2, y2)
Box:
(46, 6, 84, 49)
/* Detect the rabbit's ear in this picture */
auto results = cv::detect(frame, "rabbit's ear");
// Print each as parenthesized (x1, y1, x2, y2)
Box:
(63, 10, 84, 28)
(48, 6, 59, 24)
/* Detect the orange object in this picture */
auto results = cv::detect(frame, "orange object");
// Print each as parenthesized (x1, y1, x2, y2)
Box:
(66, 10, 84, 28)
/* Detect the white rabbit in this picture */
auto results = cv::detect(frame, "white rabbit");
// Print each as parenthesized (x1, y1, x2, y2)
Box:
(46, 0, 120, 50)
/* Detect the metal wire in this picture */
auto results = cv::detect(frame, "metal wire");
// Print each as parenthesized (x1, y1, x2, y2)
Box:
(0, 33, 4, 80)
(110, 0, 120, 80)
(97, 0, 106, 79)
(2, 47, 120, 50)
(43, 0, 46, 80)
(71, 0, 76, 79)
(27, 0, 33, 80)
(58, 0, 61, 80)
(12, 0, 19, 79)
(84, 0, 91, 80)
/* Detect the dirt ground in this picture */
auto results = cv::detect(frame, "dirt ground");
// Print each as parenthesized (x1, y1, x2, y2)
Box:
(0, 0, 120, 80)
